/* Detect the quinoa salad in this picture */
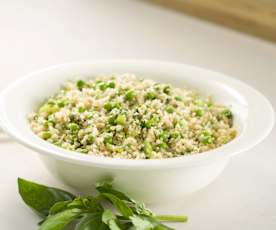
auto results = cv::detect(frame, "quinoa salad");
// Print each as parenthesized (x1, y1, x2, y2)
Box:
(28, 74, 237, 159)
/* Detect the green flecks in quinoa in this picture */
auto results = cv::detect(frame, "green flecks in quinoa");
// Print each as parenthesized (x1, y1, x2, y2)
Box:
(28, 74, 237, 159)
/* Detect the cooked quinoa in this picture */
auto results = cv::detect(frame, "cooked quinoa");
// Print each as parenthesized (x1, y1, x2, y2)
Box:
(28, 74, 237, 159)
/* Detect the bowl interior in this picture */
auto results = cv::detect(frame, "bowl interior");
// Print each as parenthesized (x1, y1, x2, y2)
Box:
(0, 61, 274, 168)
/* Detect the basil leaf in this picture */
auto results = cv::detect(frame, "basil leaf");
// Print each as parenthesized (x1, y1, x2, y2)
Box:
(130, 200, 153, 217)
(102, 209, 121, 230)
(96, 182, 153, 217)
(39, 208, 82, 230)
(130, 215, 154, 230)
(18, 178, 75, 217)
(100, 193, 134, 218)
(96, 182, 132, 202)
(49, 201, 71, 215)
(75, 213, 109, 230)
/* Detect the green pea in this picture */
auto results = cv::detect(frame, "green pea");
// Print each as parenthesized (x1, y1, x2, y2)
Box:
(68, 123, 79, 132)
(42, 131, 51, 140)
(124, 90, 135, 101)
(104, 102, 121, 112)
(201, 131, 213, 145)
(116, 114, 126, 125)
(39, 104, 59, 115)
(194, 109, 203, 117)
(104, 136, 113, 145)
(143, 141, 153, 158)
(108, 115, 117, 125)
(165, 106, 174, 113)
(78, 107, 85, 113)
(174, 96, 182, 101)
(106, 143, 113, 151)
(98, 82, 108, 91)
(57, 100, 68, 108)
(47, 115, 56, 125)
(87, 134, 95, 144)
(145, 91, 156, 100)
(144, 115, 159, 128)
(159, 142, 169, 149)
(76, 80, 86, 90)
(104, 102, 113, 112)
(108, 81, 115, 88)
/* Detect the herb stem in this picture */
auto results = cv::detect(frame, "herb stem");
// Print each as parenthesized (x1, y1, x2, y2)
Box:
(155, 214, 188, 222)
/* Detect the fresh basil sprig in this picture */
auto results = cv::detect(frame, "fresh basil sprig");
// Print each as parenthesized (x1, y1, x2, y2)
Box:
(18, 178, 188, 230)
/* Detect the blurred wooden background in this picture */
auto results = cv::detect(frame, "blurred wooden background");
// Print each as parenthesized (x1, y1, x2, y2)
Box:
(145, 0, 276, 42)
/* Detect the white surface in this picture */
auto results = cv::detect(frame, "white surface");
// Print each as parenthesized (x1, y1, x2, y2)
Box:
(0, 0, 275, 229)
(3, 60, 273, 203)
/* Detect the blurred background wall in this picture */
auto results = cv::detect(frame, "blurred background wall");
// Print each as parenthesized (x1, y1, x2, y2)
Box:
(145, 0, 276, 42)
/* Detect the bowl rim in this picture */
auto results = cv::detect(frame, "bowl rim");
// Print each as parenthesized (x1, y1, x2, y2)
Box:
(0, 60, 274, 169)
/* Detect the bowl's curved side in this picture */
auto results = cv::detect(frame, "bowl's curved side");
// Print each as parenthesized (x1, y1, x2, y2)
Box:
(0, 60, 274, 170)
(38, 153, 230, 202)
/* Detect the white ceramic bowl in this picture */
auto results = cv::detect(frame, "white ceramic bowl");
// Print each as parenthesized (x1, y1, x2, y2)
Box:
(0, 60, 274, 202)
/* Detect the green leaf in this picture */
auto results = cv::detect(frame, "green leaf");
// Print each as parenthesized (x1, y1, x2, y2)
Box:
(49, 201, 71, 215)
(39, 208, 82, 230)
(96, 182, 153, 217)
(100, 193, 134, 218)
(96, 182, 132, 202)
(102, 210, 121, 230)
(132, 201, 153, 217)
(130, 215, 154, 230)
(18, 178, 75, 217)
(75, 213, 109, 230)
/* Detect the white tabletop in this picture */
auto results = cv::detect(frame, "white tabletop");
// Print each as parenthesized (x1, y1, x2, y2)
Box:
(0, 0, 275, 229)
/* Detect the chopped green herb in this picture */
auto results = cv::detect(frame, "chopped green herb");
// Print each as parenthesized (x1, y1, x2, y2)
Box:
(163, 85, 171, 95)
(159, 131, 170, 142)
(222, 109, 233, 119)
